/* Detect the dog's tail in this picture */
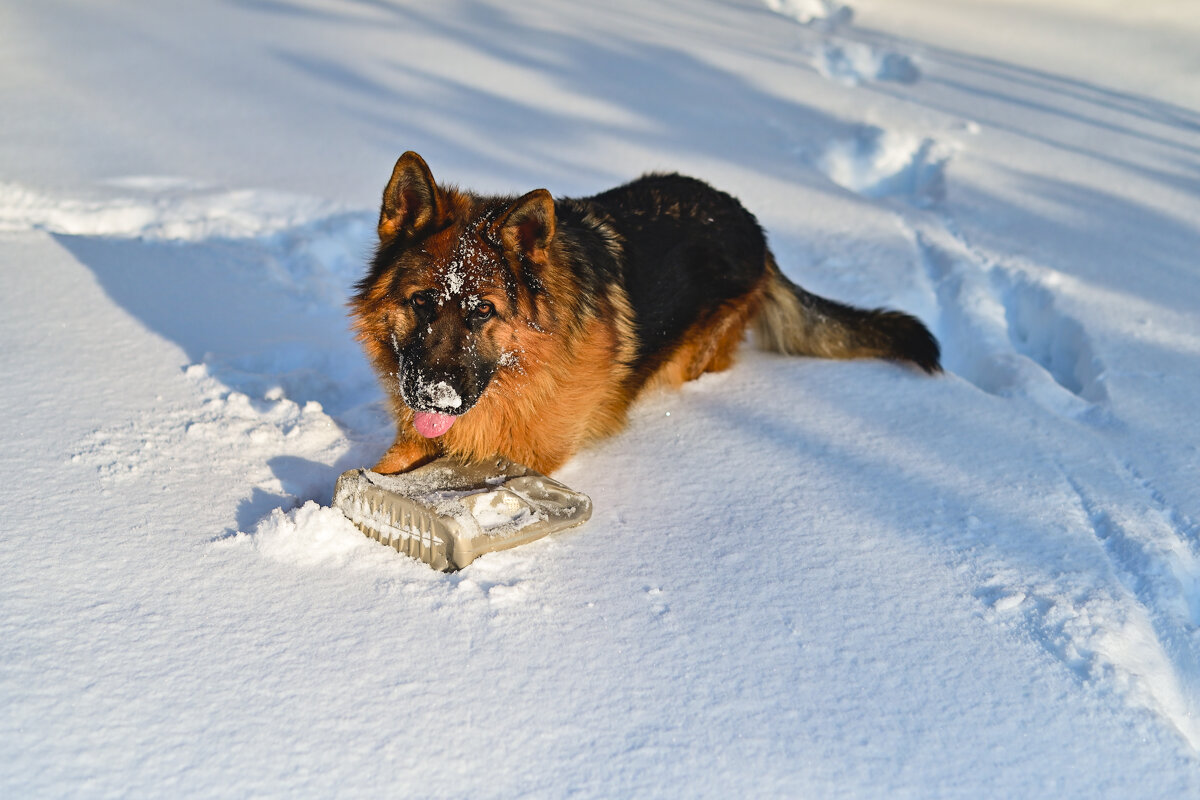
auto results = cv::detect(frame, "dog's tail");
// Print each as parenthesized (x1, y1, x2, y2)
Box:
(754, 256, 942, 373)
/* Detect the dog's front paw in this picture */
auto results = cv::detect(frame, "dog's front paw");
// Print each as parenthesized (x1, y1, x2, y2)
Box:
(372, 436, 439, 474)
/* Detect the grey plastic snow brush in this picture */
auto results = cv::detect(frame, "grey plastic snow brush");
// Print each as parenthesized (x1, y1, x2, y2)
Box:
(332, 457, 592, 571)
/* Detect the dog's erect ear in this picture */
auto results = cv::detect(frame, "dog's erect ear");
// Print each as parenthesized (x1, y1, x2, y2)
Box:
(378, 151, 443, 242)
(493, 189, 556, 260)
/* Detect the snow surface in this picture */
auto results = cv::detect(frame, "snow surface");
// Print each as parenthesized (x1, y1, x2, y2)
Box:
(3, 0, 1200, 796)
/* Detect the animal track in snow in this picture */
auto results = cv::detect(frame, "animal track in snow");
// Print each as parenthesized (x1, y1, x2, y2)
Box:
(994, 269, 1107, 405)
(911, 216, 1200, 748)
(816, 42, 920, 86)
(763, 0, 853, 27)
(1060, 464, 1200, 748)
(1069, 469, 1200, 630)
(761, 0, 919, 86)
(965, 452, 1200, 749)
(817, 126, 949, 207)
(913, 224, 1107, 417)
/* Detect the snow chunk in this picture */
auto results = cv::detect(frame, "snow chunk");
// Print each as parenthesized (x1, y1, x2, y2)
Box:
(233, 501, 382, 568)
(992, 592, 1026, 613)
(461, 489, 540, 534)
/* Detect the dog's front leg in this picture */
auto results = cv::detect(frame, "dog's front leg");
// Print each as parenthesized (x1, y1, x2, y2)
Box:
(373, 434, 439, 474)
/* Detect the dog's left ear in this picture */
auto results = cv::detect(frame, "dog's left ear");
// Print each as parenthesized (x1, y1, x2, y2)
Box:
(493, 189, 556, 261)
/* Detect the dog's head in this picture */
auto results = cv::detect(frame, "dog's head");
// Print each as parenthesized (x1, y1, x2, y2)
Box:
(352, 152, 560, 438)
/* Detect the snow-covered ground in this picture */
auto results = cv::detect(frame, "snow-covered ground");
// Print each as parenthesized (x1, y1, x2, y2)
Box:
(4, 0, 1200, 796)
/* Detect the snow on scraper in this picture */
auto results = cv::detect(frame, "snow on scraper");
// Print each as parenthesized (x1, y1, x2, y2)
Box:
(333, 458, 593, 571)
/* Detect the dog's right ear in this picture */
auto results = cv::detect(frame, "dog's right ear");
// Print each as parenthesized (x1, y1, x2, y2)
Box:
(378, 151, 443, 242)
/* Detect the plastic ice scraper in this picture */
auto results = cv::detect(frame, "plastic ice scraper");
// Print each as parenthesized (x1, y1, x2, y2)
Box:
(332, 457, 592, 571)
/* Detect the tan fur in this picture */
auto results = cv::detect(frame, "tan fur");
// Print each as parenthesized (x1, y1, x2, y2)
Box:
(646, 277, 768, 390)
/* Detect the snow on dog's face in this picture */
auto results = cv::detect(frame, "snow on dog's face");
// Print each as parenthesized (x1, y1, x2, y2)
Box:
(385, 219, 508, 435)
(351, 152, 558, 439)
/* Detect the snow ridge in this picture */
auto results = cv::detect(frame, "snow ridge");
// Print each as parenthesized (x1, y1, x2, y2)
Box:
(0, 181, 344, 241)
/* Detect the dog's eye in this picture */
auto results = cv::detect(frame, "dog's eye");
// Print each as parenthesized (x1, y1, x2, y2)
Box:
(410, 292, 431, 308)
(473, 302, 494, 320)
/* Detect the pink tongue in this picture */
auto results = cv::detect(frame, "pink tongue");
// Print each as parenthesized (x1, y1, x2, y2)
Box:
(412, 411, 457, 438)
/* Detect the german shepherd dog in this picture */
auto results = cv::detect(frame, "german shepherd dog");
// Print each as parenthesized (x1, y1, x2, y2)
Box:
(352, 152, 940, 475)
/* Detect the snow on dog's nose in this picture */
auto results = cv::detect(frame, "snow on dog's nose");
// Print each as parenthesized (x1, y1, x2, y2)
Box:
(420, 380, 463, 412)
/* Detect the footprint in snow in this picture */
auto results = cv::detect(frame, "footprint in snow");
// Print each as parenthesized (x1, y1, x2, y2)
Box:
(913, 226, 1109, 419)
(761, 0, 919, 85)
(816, 125, 950, 208)
(763, 0, 853, 28)
(816, 42, 920, 86)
